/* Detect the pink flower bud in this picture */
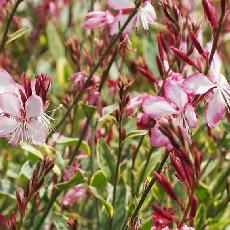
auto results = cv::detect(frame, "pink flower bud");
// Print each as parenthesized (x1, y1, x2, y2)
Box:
(136, 66, 157, 82)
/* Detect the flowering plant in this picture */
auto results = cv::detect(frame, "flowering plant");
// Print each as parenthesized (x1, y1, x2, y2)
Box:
(0, 0, 230, 229)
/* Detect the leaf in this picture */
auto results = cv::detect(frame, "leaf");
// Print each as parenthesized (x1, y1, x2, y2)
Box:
(195, 204, 206, 230)
(56, 137, 91, 155)
(55, 171, 85, 191)
(53, 215, 68, 230)
(82, 103, 97, 117)
(6, 27, 29, 44)
(0, 179, 16, 199)
(123, 130, 148, 145)
(98, 114, 117, 125)
(97, 139, 116, 184)
(102, 104, 117, 116)
(19, 161, 33, 179)
(90, 170, 107, 191)
(144, 35, 159, 76)
(112, 178, 126, 229)
(89, 186, 114, 218)
(21, 143, 43, 159)
(46, 22, 65, 59)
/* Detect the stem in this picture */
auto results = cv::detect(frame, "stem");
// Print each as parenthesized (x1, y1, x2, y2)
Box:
(135, 147, 154, 196)
(47, 2, 142, 139)
(109, 104, 124, 229)
(123, 151, 169, 230)
(0, 0, 22, 53)
(204, 11, 225, 75)
(34, 48, 119, 230)
(131, 136, 145, 197)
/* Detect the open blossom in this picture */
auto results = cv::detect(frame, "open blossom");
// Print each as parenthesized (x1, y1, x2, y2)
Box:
(108, 0, 156, 35)
(0, 69, 51, 146)
(183, 68, 230, 128)
(82, 11, 114, 29)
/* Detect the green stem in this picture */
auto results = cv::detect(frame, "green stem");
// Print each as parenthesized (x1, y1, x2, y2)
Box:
(47, 2, 142, 139)
(123, 151, 169, 230)
(0, 0, 22, 53)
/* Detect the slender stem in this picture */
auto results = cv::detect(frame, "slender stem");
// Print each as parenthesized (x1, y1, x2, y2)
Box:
(131, 136, 145, 197)
(0, 0, 22, 53)
(135, 147, 154, 196)
(47, 2, 142, 139)
(123, 151, 169, 230)
(34, 48, 119, 230)
(204, 11, 225, 75)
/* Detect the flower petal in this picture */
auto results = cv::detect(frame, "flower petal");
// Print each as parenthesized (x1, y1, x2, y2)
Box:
(183, 73, 215, 95)
(109, 13, 136, 35)
(151, 125, 173, 151)
(0, 93, 21, 116)
(27, 118, 48, 144)
(107, 0, 135, 10)
(164, 80, 188, 109)
(139, 1, 156, 27)
(184, 103, 197, 128)
(0, 116, 19, 137)
(25, 95, 43, 119)
(142, 96, 177, 119)
(0, 69, 14, 85)
(205, 89, 225, 128)
(6, 126, 22, 147)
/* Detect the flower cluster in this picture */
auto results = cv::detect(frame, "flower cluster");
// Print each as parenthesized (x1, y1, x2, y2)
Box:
(0, 69, 51, 146)
(82, 0, 157, 35)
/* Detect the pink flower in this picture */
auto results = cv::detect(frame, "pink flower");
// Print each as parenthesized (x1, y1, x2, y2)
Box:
(183, 70, 230, 128)
(0, 93, 49, 146)
(82, 11, 114, 29)
(125, 94, 146, 116)
(108, 0, 156, 35)
(143, 80, 197, 129)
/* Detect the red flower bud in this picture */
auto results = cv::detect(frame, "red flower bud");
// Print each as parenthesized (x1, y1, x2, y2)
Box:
(171, 47, 201, 72)
(202, 0, 218, 31)
(189, 31, 206, 59)
(156, 55, 164, 77)
(136, 66, 157, 82)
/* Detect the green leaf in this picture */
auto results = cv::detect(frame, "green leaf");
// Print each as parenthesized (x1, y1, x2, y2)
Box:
(195, 204, 206, 230)
(0, 179, 16, 199)
(6, 27, 29, 44)
(21, 143, 43, 159)
(89, 186, 114, 218)
(98, 114, 117, 125)
(46, 22, 65, 59)
(112, 178, 126, 229)
(53, 215, 68, 230)
(97, 139, 116, 184)
(56, 137, 91, 155)
(142, 217, 152, 230)
(123, 130, 148, 145)
(19, 161, 33, 179)
(82, 103, 97, 117)
(102, 104, 117, 116)
(55, 171, 85, 191)
(90, 170, 106, 191)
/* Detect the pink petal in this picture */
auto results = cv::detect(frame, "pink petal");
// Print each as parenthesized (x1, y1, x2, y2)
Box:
(107, 0, 135, 10)
(164, 80, 188, 109)
(183, 73, 215, 95)
(109, 13, 136, 35)
(150, 125, 173, 151)
(184, 103, 197, 128)
(205, 89, 225, 128)
(25, 95, 43, 119)
(142, 96, 177, 119)
(6, 126, 22, 147)
(0, 93, 21, 116)
(0, 69, 14, 85)
(0, 116, 19, 137)
(140, 1, 156, 27)
(27, 118, 48, 144)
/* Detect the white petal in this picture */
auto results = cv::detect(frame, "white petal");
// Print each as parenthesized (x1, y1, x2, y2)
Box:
(184, 103, 197, 128)
(107, 0, 135, 10)
(0, 116, 19, 137)
(183, 73, 215, 95)
(0, 93, 21, 116)
(27, 119, 48, 144)
(25, 95, 43, 119)
(205, 89, 225, 128)
(142, 96, 177, 119)
(164, 80, 188, 109)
